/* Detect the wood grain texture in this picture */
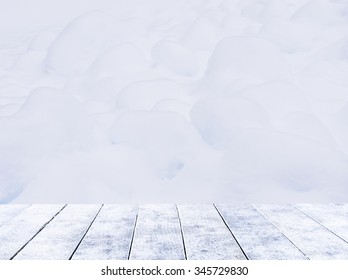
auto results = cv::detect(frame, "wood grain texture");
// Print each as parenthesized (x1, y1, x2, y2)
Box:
(256, 204, 348, 259)
(129, 204, 185, 260)
(1, 204, 348, 260)
(0, 204, 65, 260)
(295, 203, 348, 244)
(73, 204, 138, 260)
(0, 204, 29, 227)
(14, 204, 102, 260)
(177, 204, 246, 260)
(216, 204, 307, 259)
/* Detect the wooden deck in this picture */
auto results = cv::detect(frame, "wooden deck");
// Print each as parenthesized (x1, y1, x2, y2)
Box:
(0, 204, 348, 260)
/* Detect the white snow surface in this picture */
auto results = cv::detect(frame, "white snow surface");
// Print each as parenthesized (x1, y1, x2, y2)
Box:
(1, 0, 348, 203)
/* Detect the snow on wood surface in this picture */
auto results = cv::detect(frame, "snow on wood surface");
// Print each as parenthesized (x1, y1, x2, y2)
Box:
(177, 204, 246, 260)
(129, 204, 185, 260)
(295, 203, 348, 244)
(216, 204, 307, 260)
(14, 204, 102, 260)
(73, 204, 138, 260)
(0, 204, 29, 227)
(256, 204, 348, 259)
(0, 204, 64, 259)
(1, 204, 348, 260)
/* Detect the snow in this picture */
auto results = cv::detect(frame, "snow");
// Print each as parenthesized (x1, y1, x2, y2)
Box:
(0, 0, 348, 203)
(177, 204, 246, 259)
(215, 204, 307, 259)
(280, 112, 336, 146)
(151, 40, 200, 76)
(181, 16, 219, 51)
(3, 203, 348, 260)
(257, 204, 348, 259)
(111, 111, 204, 180)
(45, 11, 121, 77)
(221, 130, 348, 202)
(130, 205, 185, 260)
(88, 43, 151, 82)
(191, 96, 270, 149)
(236, 81, 310, 119)
(116, 79, 191, 110)
(259, 18, 317, 53)
(204, 36, 290, 92)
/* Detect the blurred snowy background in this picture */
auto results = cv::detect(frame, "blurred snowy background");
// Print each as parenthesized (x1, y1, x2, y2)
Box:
(1, 0, 348, 203)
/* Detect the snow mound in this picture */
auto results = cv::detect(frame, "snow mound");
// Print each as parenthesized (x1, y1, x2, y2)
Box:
(329, 103, 348, 153)
(12, 146, 158, 203)
(222, 129, 348, 202)
(292, 0, 348, 26)
(111, 111, 202, 179)
(152, 99, 191, 120)
(181, 16, 218, 51)
(296, 74, 348, 101)
(28, 31, 58, 51)
(116, 79, 191, 110)
(204, 36, 290, 92)
(45, 11, 120, 77)
(0, 87, 93, 203)
(88, 43, 150, 81)
(262, 0, 309, 20)
(191, 96, 270, 149)
(259, 17, 316, 52)
(152, 40, 200, 76)
(1, 0, 348, 203)
(236, 81, 310, 119)
(3, 87, 92, 156)
(280, 112, 336, 147)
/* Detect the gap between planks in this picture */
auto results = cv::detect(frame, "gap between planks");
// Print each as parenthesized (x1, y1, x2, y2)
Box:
(127, 205, 140, 260)
(2, 204, 347, 260)
(69, 204, 104, 260)
(10, 205, 67, 260)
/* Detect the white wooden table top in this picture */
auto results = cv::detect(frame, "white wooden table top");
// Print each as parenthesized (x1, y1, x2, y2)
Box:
(0, 204, 347, 260)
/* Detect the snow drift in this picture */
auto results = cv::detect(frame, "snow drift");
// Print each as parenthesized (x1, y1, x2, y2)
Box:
(1, 0, 348, 203)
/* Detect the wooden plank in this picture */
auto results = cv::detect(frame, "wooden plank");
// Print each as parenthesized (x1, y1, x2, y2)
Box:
(177, 204, 246, 260)
(14, 204, 102, 260)
(295, 203, 348, 243)
(73, 205, 138, 260)
(0, 204, 30, 227)
(0, 204, 65, 260)
(216, 204, 307, 259)
(129, 204, 185, 260)
(256, 204, 348, 259)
